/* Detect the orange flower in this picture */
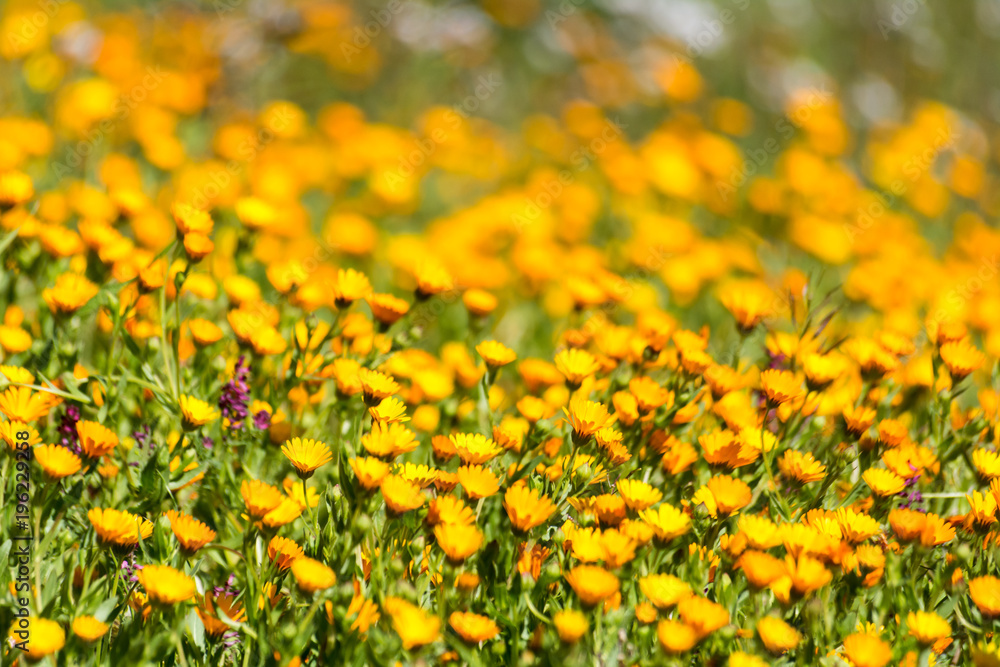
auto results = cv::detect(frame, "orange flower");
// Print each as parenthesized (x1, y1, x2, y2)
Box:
(842, 632, 891, 667)
(970, 576, 1000, 615)
(564, 565, 619, 605)
(759, 369, 802, 405)
(504, 485, 557, 532)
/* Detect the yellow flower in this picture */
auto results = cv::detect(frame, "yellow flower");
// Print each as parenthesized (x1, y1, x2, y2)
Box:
(434, 523, 483, 562)
(759, 369, 802, 405)
(639, 503, 691, 542)
(72, 615, 110, 642)
(639, 574, 691, 608)
(350, 456, 391, 490)
(362, 421, 418, 458)
(333, 268, 372, 306)
(358, 368, 400, 406)
(970, 576, 1000, 615)
(172, 201, 214, 235)
(728, 652, 769, 667)
(778, 450, 826, 484)
(197, 593, 247, 637)
(617, 479, 663, 511)
(554, 348, 601, 388)
(76, 420, 119, 459)
(863, 468, 906, 496)
(260, 497, 304, 529)
(0, 386, 53, 423)
(451, 433, 503, 465)
(88, 508, 154, 547)
(738, 550, 787, 588)
(456, 464, 500, 499)
(678, 595, 729, 637)
(504, 484, 557, 532)
(281, 437, 332, 478)
(241, 479, 284, 518)
(291, 557, 337, 593)
(427, 496, 476, 526)
(7, 617, 64, 661)
(565, 565, 619, 605)
(757, 616, 800, 654)
(179, 395, 220, 430)
(564, 395, 614, 441)
(718, 280, 774, 332)
(137, 565, 197, 604)
(906, 610, 950, 645)
(973, 449, 1000, 480)
(381, 474, 425, 513)
(449, 611, 499, 642)
(35, 444, 82, 479)
(967, 491, 998, 526)
(268, 536, 304, 570)
(842, 632, 892, 667)
(657, 619, 698, 653)
(383, 597, 441, 649)
(463, 289, 498, 317)
(940, 340, 985, 380)
(414, 261, 453, 298)
(42, 273, 99, 313)
(704, 475, 752, 515)
(188, 318, 224, 346)
(165, 510, 217, 553)
(553, 609, 588, 643)
(476, 340, 517, 368)
(366, 293, 410, 327)
(369, 396, 409, 423)
(0, 170, 34, 208)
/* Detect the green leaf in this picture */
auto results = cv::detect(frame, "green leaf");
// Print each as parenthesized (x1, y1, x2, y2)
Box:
(0, 226, 20, 257)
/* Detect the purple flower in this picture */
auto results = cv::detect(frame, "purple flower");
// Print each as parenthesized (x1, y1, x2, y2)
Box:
(219, 356, 251, 430)
(58, 404, 81, 454)
(202, 436, 214, 450)
(253, 410, 271, 430)
(132, 423, 152, 450)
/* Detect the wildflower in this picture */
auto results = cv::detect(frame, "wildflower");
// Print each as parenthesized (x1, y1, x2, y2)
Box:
(678, 595, 729, 637)
(281, 437, 332, 478)
(0, 170, 34, 208)
(260, 498, 304, 529)
(704, 475, 752, 515)
(179, 395, 220, 430)
(719, 280, 773, 332)
(554, 348, 601, 388)
(241, 479, 284, 518)
(564, 565, 619, 605)
(639, 574, 691, 608)
(189, 318, 224, 345)
(333, 268, 372, 307)
(366, 293, 410, 327)
(165, 510, 217, 553)
(7, 617, 64, 661)
(197, 593, 247, 637)
(564, 396, 614, 440)
(759, 369, 802, 405)
(889, 507, 927, 541)
(0, 386, 53, 423)
(172, 202, 213, 235)
(89, 508, 154, 547)
(639, 503, 691, 541)
(835, 508, 881, 543)
(72, 616, 110, 642)
(553, 610, 588, 643)
(843, 405, 876, 435)
(504, 485, 557, 532)
(863, 468, 906, 496)
(456, 465, 500, 499)
(451, 433, 503, 464)
(369, 396, 409, 423)
(728, 652, 769, 667)
(842, 632, 892, 667)
(940, 340, 985, 381)
(778, 450, 826, 483)
(434, 523, 483, 562)
(359, 368, 399, 406)
(877, 419, 907, 447)
(970, 576, 1000, 615)
(967, 491, 998, 526)
(42, 273, 99, 313)
(786, 554, 832, 595)
(292, 557, 337, 593)
(427, 496, 476, 526)
(757, 616, 800, 654)
(381, 475, 425, 514)
(739, 514, 782, 549)
(137, 565, 197, 604)
(463, 289, 498, 317)
(657, 619, 698, 653)
(617, 479, 663, 511)
(973, 449, 1000, 479)
(350, 456, 391, 490)
(35, 444, 82, 479)
(449, 611, 499, 642)
(383, 597, 441, 649)
(739, 550, 787, 588)
(476, 340, 517, 368)
(218, 356, 251, 428)
(906, 610, 950, 644)
(268, 536, 304, 570)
